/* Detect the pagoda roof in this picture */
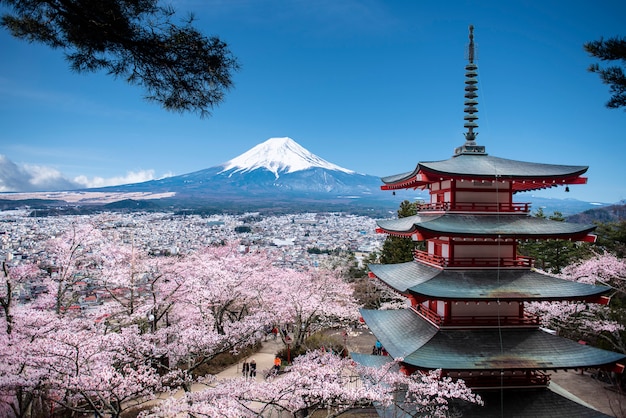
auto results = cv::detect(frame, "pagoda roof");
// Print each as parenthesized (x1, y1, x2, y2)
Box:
(381, 154, 588, 192)
(376, 213, 595, 239)
(360, 309, 626, 371)
(350, 354, 611, 417)
(455, 389, 613, 418)
(368, 261, 612, 301)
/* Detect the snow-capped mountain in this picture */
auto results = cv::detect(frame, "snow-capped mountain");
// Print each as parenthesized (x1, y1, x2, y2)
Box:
(220, 137, 354, 178)
(94, 137, 423, 212)
(4, 137, 612, 215)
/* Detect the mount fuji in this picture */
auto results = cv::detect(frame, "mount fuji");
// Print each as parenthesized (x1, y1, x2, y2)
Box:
(2, 137, 613, 216)
(95, 137, 421, 213)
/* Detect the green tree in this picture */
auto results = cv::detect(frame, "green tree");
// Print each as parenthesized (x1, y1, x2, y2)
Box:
(1, 0, 239, 117)
(584, 35, 626, 109)
(594, 220, 626, 258)
(518, 210, 591, 273)
(379, 200, 420, 264)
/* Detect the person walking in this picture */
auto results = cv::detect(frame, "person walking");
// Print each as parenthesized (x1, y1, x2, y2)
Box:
(250, 359, 257, 378)
(273, 356, 281, 374)
(242, 359, 250, 378)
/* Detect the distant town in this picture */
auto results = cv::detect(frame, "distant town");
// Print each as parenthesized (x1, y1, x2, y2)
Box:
(1, 210, 385, 305)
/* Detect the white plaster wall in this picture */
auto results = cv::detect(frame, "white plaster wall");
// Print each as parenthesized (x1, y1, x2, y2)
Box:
(451, 301, 519, 316)
(454, 244, 514, 258)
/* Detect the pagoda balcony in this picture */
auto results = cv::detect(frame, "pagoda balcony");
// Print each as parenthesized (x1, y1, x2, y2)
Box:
(441, 313, 541, 328)
(412, 304, 541, 328)
(412, 304, 442, 326)
(417, 202, 531, 213)
(447, 370, 550, 389)
(414, 250, 533, 269)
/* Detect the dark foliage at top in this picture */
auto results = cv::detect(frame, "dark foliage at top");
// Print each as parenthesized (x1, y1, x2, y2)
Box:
(1, 0, 239, 117)
(585, 36, 626, 110)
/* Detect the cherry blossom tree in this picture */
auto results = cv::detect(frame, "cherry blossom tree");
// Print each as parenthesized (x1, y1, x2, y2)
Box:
(144, 351, 482, 418)
(162, 245, 277, 385)
(1, 221, 405, 417)
(42, 221, 107, 314)
(1, 223, 110, 417)
(526, 252, 626, 352)
(1, 227, 182, 417)
(264, 268, 360, 350)
(0, 262, 51, 417)
(563, 252, 626, 297)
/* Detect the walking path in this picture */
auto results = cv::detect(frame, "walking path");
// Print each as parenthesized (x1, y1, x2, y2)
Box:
(550, 370, 624, 417)
(216, 337, 285, 380)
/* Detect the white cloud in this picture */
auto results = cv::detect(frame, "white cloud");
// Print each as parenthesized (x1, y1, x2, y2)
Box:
(73, 170, 158, 188)
(0, 155, 170, 192)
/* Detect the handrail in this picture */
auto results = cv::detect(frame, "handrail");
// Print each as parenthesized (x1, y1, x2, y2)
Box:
(414, 250, 533, 268)
(412, 305, 442, 326)
(417, 202, 530, 213)
(412, 304, 541, 328)
(448, 370, 550, 388)
(442, 313, 541, 327)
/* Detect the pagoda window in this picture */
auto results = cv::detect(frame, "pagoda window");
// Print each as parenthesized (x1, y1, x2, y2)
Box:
(454, 243, 515, 259)
(422, 299, 447, 317)
(441, 243, 450, 258)
(453, 180, 513, 212)
(451, 301, 520, 321)
(436, 300, 446, 316)
(428, 181, 453, 208)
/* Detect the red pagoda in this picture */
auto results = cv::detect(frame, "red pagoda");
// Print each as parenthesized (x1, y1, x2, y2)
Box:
(358, 26, 625, 417)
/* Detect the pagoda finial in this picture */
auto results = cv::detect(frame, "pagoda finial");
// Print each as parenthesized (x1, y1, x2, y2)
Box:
(455, 24, 486, 156)
(468, 24, 475, 63)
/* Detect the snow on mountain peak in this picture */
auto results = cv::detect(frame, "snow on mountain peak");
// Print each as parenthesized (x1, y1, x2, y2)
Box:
(220, 137, 354, 178)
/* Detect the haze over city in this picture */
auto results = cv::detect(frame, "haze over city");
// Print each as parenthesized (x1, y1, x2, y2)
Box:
(1, 0, 625, 203)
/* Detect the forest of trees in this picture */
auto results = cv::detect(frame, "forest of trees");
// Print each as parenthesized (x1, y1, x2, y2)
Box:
(0, 219, 482, 417)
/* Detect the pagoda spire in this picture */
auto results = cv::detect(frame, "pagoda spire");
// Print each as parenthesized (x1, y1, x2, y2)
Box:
(455, 24, 486, 156)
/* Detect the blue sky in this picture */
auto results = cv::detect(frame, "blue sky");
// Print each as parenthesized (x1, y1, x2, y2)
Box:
(1, 0, 625, 203)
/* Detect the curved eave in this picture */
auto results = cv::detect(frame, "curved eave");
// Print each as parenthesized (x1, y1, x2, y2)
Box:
(368, 261, 442, 293)
(351, 355, 615, 418)
(376, 214, 596, 240)
(379, 155, 588, 191)
(420, 155, 588, 179)
(403, 327, 626, 371)
(361, 309, 626, 372)
(511, 176, 588, 193)
(368, 262, 612, 302)
(360, 309, 438, 359)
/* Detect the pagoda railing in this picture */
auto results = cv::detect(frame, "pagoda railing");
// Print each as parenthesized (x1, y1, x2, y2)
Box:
(417, 202, 530, 213)
(442, 312, 541, 327)
(447, 370, 550, 389)
(412, 305, 442, 326)
(412, 305, 541, 328)
(414, 250, 533, 268)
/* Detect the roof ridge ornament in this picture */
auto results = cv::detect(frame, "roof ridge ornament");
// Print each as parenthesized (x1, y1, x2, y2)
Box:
(455, 24, 487, 156)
